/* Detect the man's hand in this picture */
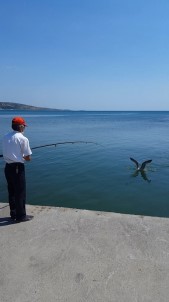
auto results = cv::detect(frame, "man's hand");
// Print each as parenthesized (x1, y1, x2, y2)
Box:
(23, 155, 31, 161)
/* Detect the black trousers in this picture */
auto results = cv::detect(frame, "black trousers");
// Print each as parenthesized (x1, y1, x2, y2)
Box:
(4, 163, 26, 220)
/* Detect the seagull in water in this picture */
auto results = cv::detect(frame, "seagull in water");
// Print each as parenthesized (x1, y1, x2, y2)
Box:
(130, 158, 152, 171)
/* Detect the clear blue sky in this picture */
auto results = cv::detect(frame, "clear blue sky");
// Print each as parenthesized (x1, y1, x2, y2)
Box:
(0, 0, 169, 110)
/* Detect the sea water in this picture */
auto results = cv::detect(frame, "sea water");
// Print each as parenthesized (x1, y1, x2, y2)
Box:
(0, 110, 169, 217)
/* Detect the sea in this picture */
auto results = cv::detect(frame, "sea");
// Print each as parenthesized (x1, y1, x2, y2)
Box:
(0, 110, 169, 218)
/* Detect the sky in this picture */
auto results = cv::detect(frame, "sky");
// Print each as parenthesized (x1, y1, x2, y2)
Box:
(0, 0, 169, 110)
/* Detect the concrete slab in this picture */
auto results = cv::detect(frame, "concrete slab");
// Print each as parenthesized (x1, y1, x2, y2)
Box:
(1, 203, 169, 302)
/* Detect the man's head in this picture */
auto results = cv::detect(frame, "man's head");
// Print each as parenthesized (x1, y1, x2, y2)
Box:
(12, 116, 27, 132)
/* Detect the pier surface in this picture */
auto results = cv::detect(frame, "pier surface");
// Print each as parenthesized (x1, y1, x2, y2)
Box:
(1, 203, 169, 302)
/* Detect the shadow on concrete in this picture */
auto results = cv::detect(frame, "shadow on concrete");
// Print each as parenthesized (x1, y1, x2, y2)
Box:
(0, 217, 15, 227)
(0, 204, 9, 210)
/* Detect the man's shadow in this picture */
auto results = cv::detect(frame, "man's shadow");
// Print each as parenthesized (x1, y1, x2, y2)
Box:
(0, 217, 15, 227)
(131, 170, 151, 183)
(0, 205, 15, 227)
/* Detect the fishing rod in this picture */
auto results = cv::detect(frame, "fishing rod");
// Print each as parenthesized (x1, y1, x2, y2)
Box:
(0, 141, 98, 158)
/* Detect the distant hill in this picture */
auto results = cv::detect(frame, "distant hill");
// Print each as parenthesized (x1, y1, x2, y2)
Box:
(0, 102, 67, 111)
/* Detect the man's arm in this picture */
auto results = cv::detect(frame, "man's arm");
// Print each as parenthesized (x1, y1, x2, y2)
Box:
(21, 137, 32, 161)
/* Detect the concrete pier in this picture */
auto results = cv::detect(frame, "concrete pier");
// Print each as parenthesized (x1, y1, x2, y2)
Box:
(1, 203, 169, 302)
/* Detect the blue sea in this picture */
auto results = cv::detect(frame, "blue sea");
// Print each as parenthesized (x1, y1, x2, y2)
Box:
(0, 110, 169, 218)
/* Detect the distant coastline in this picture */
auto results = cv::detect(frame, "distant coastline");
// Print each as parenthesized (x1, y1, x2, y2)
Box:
(0, 102, 70, 111)
(0, 103, 168, 112)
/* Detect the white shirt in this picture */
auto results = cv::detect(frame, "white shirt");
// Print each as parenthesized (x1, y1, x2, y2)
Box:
(2, 131, 32, 163)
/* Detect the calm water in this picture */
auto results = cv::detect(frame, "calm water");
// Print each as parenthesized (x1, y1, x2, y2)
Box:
(0, 110, 169, 217)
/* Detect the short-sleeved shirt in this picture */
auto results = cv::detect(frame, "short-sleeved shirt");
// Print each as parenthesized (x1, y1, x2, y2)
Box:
(2, 131, 32, 163)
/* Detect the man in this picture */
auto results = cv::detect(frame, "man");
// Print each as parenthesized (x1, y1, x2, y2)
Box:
(2, 116, 33, 223)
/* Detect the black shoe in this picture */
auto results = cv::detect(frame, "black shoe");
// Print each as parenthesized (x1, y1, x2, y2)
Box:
(15, 215, 34, 223)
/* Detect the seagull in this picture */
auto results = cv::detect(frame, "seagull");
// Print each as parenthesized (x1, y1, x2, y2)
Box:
(130, 158, 152, 171)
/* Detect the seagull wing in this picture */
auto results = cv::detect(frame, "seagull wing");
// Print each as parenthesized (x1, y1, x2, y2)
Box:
(140, 160, 152, 170)
(130, 157, 139, 169)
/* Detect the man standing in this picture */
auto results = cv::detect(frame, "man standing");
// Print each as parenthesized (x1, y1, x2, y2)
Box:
(2, 116, 33, 223)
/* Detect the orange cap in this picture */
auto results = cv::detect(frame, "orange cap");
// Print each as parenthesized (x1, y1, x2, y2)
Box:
(12, 116, 27, 126)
